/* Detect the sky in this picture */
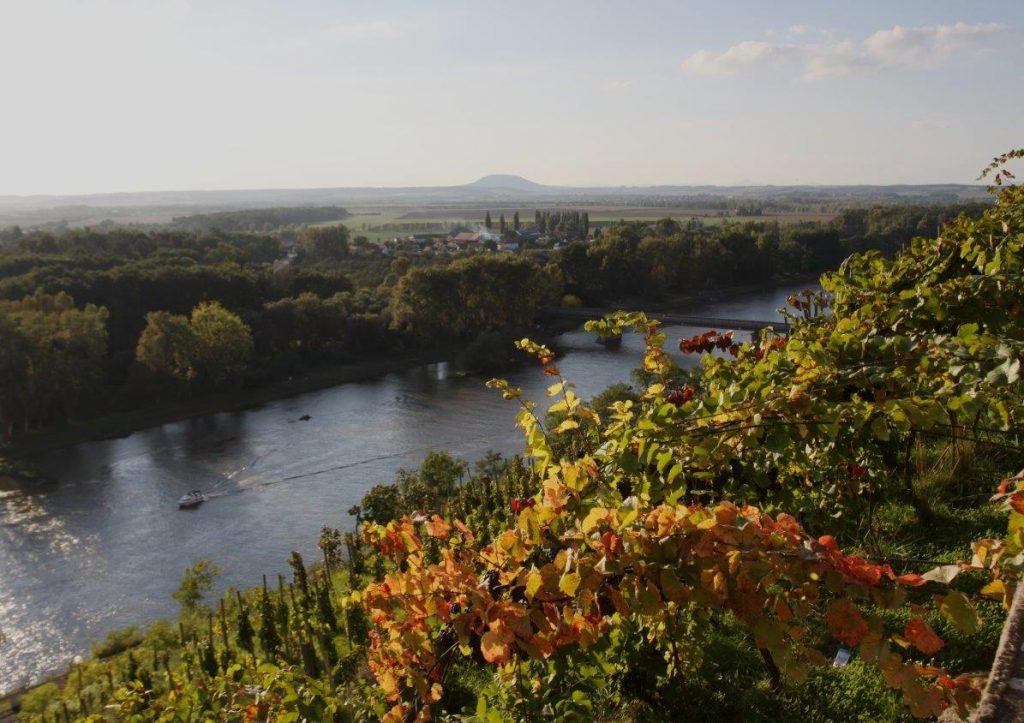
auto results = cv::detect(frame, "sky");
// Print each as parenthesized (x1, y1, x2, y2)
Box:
(0, 0, 1022, 195)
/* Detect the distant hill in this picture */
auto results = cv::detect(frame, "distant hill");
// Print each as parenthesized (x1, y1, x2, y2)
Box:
(463, 175, 546, 191)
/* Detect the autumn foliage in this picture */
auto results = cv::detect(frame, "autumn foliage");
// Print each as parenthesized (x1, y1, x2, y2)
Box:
(354, 173, 1024, 721)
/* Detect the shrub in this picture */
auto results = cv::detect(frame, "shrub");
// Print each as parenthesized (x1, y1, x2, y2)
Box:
(91, 626, 143, 658)
(17, 682, 60, 717)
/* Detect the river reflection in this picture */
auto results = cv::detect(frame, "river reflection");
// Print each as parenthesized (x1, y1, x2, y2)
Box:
(0, 282, 809, 693)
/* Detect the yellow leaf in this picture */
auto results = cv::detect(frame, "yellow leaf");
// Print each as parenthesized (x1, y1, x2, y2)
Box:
(525, 568, 543, 600)
(554, 418, 580, 434)
(581, 507, 609, 533)
(559, 571, 581, 597)
(980, 579, 1006, 600)
(547, 381, 566, 397)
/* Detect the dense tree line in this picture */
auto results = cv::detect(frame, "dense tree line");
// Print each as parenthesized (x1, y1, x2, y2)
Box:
(556, 204, 985, 304)
(389, 254, 560, 339)
(0, 292, 108, 438)
(170, 206, 350, 233)
(0, 230, 357, 357)
(534, 209, 589, 239)
(0, 226, 564, 433)
(2, 227, 280, 263)
(244, 290, 391, 380)
(0, 200, 988, 437)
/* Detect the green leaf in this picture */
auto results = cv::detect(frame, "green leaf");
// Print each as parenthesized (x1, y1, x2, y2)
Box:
(754, 617, 784, 649)
(870, 416, 890, 441)
(939, 590, 980, 634)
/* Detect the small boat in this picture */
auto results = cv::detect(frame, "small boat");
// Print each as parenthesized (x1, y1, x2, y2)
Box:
(177, 490, 206, 509)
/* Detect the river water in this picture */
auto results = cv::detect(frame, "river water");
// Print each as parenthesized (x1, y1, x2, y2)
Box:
(0, 283, 809, 694)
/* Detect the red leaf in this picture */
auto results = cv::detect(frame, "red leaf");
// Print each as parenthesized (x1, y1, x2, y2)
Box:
(825, 599, 869, 646)
(905, 617, 945, 655)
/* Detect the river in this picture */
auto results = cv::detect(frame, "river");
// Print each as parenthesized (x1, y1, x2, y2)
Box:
(0, 282, 811, 694)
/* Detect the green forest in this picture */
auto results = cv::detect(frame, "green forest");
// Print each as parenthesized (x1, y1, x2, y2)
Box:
(0, 202, 981, 442)
(6, 155, 1024, 722)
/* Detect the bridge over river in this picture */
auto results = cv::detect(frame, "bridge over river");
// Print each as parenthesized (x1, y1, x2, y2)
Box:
(540, 306, 790, 334)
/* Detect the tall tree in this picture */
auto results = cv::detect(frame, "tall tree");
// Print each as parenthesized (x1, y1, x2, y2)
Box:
(135, 301, 253, 388)
(484, 212, 492, 230)
(188, 302, 254, 387)
(0, 292, 108, 431)
(136, 311, 191, 382)
(299, 224, 350, 260)
(513, 211, 520, 231)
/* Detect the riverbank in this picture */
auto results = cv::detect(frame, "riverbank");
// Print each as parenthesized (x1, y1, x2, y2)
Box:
(3, 350, 460, 459)
(1, 275, 819, 462)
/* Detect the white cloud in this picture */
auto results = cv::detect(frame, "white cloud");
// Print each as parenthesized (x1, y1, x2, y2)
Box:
(323, 20, 399, 41)
(865, 22, 1002, 66)
(680, 40, 802, 76)
(681, 21, 1006, 80)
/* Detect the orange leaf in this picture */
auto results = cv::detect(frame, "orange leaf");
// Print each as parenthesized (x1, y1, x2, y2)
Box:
(481, 630, 512, 663)
(453, 519, 475, 543)
(424, 514, 451, 539)
(825, 599, 869, 646)
(601, 531, 622, 558)
(905, 617, 944, 655)
(896, 573, 926, 588)
(818, 535, 839, 554)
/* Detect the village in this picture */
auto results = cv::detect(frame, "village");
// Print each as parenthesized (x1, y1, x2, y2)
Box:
(375, 210, 592, 255)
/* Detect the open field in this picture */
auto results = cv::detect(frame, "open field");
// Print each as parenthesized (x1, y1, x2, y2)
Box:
(329, 206, 836, 241)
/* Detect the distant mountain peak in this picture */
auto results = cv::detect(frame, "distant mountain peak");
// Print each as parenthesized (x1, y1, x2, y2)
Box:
(464, 174, 545, 191)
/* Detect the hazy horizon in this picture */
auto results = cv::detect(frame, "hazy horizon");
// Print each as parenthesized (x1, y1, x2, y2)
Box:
(2, 0, 1022, 195)
(0, 173, 997, 203)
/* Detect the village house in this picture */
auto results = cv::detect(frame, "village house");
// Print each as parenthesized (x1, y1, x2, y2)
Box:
(450, 231, 483, 248)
